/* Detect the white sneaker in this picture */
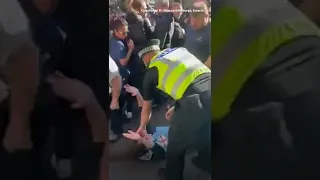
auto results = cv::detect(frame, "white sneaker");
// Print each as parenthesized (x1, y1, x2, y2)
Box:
(109, 131, 118, 141)
(56, 158, 72, 179)
(126, 112, 132, 119)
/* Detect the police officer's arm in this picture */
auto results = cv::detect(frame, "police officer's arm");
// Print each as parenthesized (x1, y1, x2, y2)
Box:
(140, 67, 158, 128)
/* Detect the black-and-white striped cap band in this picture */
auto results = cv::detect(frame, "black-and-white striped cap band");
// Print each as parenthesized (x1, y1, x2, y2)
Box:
(138, 45, 161, 58)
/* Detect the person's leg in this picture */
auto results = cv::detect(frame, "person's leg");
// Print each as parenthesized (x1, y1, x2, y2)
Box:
(124, 93, 133, 120)
(193, 120, 212, 173)
(164, 93, 210, 180)
(0, 98, 36, 180)
(53, 100, 76, 179)
(109, 95, 125, 135)
(30, 101, 55, 179)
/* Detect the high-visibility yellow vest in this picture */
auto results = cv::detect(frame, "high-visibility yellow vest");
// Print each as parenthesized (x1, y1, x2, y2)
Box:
(148, 47, 211, 100)
(212, 0, 320, 120)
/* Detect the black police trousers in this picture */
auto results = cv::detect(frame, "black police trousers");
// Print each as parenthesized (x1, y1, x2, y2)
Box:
(165, 86, 211, 180)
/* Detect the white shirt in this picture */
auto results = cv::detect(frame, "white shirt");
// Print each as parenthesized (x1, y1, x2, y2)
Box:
(0, 0, 29, 67)
(0, 0, 30, 103)
(109, 55, 120, 94)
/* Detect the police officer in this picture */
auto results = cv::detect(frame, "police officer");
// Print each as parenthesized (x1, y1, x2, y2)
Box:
(212, 0, 320, 178)
(134, 39, 211, 180)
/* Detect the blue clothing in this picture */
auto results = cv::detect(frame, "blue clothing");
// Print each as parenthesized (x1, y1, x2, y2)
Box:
(152, 126, 169, 151)
(184, 24, 211, 63)
(138, 126, 169, 161)
(109, 37, 130, 78)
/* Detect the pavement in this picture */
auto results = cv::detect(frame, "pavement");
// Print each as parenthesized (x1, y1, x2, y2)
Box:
(109, 105, 211, 180)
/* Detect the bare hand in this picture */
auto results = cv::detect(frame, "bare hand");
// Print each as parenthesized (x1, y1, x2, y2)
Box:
(46, 71, 95, 109)
(140, 134, 154, 149)
(124, 84, 139, 96)
(123, 130, 142, 141)
(3, 123, 32, 152)
(136, 126, 147, 137)
(110, 99, 119, 110)
(165, 106, 175, 120)
(127, 39, 134, 50)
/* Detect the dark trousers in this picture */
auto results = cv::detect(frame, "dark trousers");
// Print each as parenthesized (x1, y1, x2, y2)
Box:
(109, 93, 133, 134)
(166, 88, 211, 180)
(0, 85, 107, 180)
(0, 97, 53, 180)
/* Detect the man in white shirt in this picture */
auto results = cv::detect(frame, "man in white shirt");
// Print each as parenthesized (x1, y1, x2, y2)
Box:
(109, 55, 122, 141)
(109, 55, 121, 96)
(0, 0, 39, 152)
(0, 0, 39, 179)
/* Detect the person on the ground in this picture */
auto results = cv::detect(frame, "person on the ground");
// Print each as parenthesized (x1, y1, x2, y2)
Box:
(123, 84, 171, 161)
(184, 1, 211, 68)
(211, 0, 320, 178)
(0, 0, 39, 179)
(109, 17, 135, 120)
(135, 39, 211, 180)
(109, 56, 122, 141)
(123, 126, 169, 161)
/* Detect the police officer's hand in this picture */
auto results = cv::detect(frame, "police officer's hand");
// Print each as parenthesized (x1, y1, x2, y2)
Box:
(165, 106, 175, 120)
(46, 71, 95, 109)
(127, 39, 134, 50)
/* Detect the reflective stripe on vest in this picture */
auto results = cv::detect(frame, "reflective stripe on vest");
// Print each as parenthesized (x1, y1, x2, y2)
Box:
(212, 0, 320, 120)
(149, 48, 211, 100)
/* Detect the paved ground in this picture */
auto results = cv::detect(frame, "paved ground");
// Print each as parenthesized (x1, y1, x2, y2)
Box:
(109, 105, 211, 180)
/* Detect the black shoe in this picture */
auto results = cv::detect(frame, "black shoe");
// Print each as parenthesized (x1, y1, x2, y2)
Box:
(157, 168, 166, 180)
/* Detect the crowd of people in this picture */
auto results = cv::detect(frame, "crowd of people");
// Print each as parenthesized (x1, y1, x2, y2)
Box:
(108, 0, 211, 179)
(0, 0, 211, 179)
(108, 0, 211, 137)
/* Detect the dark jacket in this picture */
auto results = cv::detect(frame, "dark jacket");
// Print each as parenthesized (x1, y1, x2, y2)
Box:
(125, 12, 154, 50)
(154, 13, 175, 49)
(20, 2, 65, 79)
(214, 36, 320, 179)
(171, 22, 185, 48)
(55, 0, 110, 107)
